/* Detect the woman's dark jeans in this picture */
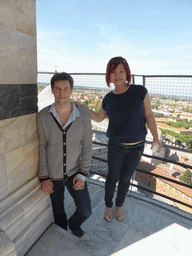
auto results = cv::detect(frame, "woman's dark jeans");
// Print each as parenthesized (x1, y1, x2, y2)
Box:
(105, 138, 145, 208)
(50, 178, 92, 231)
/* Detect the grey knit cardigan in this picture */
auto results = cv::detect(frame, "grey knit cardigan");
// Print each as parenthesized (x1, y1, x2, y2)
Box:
(37, 105, 92, 180)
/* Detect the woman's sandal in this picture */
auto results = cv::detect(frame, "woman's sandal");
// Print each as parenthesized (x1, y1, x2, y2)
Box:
(116, 207, 124, 221)
(104, 207, 113, 222)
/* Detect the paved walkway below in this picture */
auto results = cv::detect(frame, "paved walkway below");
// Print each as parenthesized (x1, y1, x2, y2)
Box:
(25, 179, 192, 256)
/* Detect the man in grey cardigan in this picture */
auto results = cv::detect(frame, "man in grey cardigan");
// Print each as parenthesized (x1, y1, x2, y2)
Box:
(37, 72, 92, 238)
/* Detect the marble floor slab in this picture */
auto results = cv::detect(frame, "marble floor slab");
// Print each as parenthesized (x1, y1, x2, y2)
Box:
(111, 223, 192, 256)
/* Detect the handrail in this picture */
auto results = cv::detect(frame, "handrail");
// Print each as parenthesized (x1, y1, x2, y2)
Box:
(92, 131, 192, 154)
(38, 71, 55, 74)
(131, 74, 192, 78)
(38, 71, 105, 75)
(92, 141, 192, 169)
(38, 72, 192, 78)
(89, 168, 192, 209)
(92, 155, 192, 189)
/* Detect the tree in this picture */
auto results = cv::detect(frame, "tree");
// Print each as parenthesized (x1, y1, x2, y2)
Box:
(183, 137, 192, 148)
(164, 121, 192, 129)
(179, 169, 192, 186)
(84, 100, 89, 107)
(152, 104, 158, 109)
(183, 107, 192, 113)
(93, 106, 101, 112)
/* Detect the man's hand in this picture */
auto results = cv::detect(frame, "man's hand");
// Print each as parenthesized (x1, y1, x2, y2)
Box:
(41, 180, 54, 194)
(73, 176, 85, 190)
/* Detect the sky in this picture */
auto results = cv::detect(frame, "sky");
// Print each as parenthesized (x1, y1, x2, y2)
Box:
(36, 0, 192, 75)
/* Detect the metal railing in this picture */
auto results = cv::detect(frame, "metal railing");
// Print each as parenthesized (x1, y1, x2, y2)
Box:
(91, 135, 192, 220)
(92, 140, 192, 202)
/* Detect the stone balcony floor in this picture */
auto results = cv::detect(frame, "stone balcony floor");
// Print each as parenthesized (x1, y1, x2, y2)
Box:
(25, 179, 192, 256)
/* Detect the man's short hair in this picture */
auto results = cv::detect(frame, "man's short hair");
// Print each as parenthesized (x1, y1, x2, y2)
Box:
(51, 72, 74, 90)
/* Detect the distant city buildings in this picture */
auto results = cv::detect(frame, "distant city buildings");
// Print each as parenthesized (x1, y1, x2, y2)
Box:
(136, 159, 192, 214)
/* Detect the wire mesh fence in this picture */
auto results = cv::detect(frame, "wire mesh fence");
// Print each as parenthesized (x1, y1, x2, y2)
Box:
(37, 72, 192, 218)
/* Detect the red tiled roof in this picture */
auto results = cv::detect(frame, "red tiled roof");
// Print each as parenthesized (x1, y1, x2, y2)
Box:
(156, 122, 191, 132)
(181, 113, 192, 118)
(155, 118, 169, 122)
(138, 159, 192, 197)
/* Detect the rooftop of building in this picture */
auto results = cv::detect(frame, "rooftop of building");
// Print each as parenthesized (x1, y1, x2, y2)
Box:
(156, 122, 192, 133)
(138, 159, 192, 198)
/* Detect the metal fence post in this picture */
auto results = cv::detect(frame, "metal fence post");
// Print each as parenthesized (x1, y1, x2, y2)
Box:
(143, 75, 145, 87)
(132, 75, 135, 85)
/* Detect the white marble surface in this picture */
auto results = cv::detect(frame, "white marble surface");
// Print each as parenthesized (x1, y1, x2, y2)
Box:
(0, 176, 53, 256)
(14, 205, 53, 256)
(0, 177, 39, 215)
(0, 0, 37, 85)
(1, 185, 51, 240)
(0, 114, 39, 195)
(0, 230, 17, 256)
(0, 114, 38, 155)
(26, 181, 192, 256)
(111, 223, 192, 256)
(38, 86, 55, 111)
(0, 155, 8, 201)
(5, 140, 39, 193)
(0, 0, 36, 36)
(0, 26, 37, 85)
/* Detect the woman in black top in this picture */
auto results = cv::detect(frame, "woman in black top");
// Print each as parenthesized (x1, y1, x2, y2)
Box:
(75, 57, 161, 222)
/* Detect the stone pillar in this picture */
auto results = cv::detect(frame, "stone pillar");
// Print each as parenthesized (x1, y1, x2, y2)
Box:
(0, 1, 53, 256)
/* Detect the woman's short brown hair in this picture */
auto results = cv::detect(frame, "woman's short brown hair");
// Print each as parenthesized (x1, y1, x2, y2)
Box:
(105, 57, 131, 87)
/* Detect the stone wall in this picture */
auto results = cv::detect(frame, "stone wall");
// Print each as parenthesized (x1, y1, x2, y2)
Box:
(0, 1, 53, 256)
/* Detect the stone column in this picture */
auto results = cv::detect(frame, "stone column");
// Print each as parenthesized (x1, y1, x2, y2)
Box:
(0, 1, 53, 256)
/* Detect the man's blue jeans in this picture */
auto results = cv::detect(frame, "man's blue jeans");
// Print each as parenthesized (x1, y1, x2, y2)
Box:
(105, 138, 145, 208)
(50, 177, 92, 231)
